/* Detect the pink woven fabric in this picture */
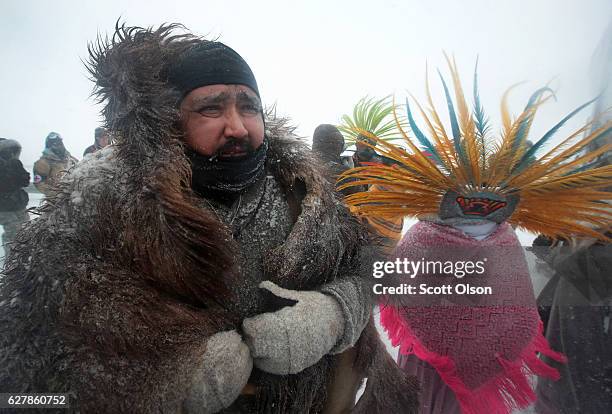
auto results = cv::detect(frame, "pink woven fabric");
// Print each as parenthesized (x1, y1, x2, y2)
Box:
(380, 221, 566, 414)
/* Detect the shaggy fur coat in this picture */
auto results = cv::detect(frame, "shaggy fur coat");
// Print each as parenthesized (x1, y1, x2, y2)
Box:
(0, 24, 417, 413)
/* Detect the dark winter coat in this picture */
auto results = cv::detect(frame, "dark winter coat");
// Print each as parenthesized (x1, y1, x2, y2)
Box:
(82, 144, 98, 156)
(0, 139, 30, 212)
(0, 24, 417, 414)
(535, 236, 612, 414)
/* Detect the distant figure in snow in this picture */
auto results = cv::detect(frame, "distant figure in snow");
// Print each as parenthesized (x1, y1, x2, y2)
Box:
(33, 132, 78, 197)
(312, 124, 361, 196)
(0, 138, 30, 258)
(83, 127, 111, 157)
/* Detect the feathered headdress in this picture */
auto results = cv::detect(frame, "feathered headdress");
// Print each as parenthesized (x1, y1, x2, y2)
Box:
(339, 56, 612, 241)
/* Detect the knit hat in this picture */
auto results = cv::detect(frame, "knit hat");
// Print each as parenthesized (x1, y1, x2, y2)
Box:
(0, 138, 21, 159)
(168, 41, 259, 98)
(94, 127, 107, 139)
(45, 132, 62, 147)
(313, 124, 345, 159)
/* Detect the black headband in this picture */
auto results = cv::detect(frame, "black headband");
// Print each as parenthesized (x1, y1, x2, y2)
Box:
(168, 41, 260, 99)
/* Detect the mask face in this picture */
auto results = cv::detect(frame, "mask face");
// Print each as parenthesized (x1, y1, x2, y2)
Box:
(439, 189, 520, 224)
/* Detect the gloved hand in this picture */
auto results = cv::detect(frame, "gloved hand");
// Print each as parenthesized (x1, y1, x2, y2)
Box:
(184, 330, 253, 413)
(242, 281, 346, 375)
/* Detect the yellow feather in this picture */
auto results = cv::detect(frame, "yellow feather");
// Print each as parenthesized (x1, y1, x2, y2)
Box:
(389, 97, 454, 187)
(500, 83, 525, 135)
(521, 164, 612, 192)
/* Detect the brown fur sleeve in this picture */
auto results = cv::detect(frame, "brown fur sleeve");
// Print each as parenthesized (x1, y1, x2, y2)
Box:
(59, 258, 232, 413)
(0, 137, 248, 411)
(0, 212, 236, 413)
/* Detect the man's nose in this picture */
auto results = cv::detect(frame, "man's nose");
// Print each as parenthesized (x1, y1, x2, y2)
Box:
(223, 107, 249, 138)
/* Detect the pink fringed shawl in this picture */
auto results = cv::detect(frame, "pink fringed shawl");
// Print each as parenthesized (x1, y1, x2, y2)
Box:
(380, 221, 566, 414)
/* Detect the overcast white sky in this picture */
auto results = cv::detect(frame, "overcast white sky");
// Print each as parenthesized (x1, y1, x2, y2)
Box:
(1, 0, 611, 168)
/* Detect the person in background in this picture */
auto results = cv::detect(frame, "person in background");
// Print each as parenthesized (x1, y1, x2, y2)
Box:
(311, 124, 362, 196)
(0, 138, 30, 258)
(83, 127, 111, 156)
(33, 132, 78, 197)
(533, 234, 612, 414)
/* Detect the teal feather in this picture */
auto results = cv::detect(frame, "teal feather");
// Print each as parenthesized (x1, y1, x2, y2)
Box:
(563, 130, 611, 174)
(405, 98, 444, 165)
(563, 160, 600, 176)
(472, 59, 489, 165)
(437, 69, 465, 164)
(512, 87, 554, 151)
(473, 65, 490, 136)
(514, 97, 599, 172)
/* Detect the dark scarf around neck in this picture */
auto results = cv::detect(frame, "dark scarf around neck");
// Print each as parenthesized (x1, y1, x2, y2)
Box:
(188, 137, 268, 199)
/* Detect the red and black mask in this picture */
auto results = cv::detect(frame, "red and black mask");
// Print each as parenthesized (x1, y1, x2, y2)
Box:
(439, 189, 520, 223)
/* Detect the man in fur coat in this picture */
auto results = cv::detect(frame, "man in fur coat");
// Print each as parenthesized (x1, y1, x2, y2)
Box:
(0, 24, 417, 413)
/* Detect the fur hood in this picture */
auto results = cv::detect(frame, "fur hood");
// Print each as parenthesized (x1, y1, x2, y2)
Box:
(13, 23, 361, 308)
(73, 23, 365, 304)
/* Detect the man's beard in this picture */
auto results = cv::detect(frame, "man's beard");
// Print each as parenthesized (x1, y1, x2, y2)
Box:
(188, 137, 268, 199)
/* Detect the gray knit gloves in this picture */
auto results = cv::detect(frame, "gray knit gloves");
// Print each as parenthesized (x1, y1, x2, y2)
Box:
(184, 278, 372, 412)
(242, 279, 371, 375)
(184, 330, 252, 413)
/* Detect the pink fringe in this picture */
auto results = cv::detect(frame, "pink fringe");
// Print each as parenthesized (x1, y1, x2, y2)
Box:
(380, 305, 566, 414)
